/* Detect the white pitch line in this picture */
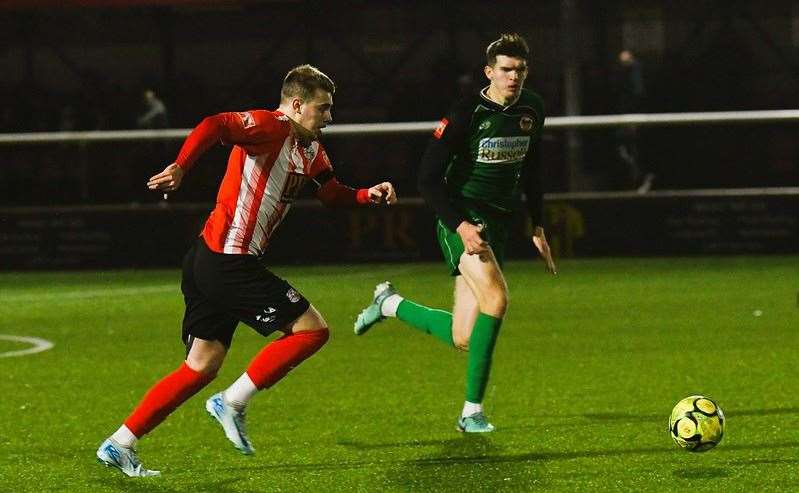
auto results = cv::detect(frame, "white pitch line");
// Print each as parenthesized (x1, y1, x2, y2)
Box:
(0, 335, 54, 358)
(0, 285, 177, 304)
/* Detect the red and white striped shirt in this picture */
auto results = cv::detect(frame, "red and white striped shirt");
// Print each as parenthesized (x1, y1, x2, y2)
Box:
(176, 109, 369, 256)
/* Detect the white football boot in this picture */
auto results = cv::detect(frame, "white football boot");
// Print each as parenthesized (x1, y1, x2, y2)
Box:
(96, 438, 161, 477)
(205, 392, 255, 455)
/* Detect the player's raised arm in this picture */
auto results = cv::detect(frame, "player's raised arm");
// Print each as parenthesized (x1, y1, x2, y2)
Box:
(146, 111, 282, 194)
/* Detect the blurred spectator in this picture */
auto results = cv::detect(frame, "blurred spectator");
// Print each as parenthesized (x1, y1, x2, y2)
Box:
(612, 49, 654, 192)
(136, 89, 169, 128)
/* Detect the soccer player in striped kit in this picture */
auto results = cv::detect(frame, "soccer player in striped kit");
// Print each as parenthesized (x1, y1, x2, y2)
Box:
(97, 65, 396, 477)
(355, 34, 556, 433)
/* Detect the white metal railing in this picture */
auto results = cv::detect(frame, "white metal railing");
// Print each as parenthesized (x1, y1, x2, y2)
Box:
(0, 109, 797, 144)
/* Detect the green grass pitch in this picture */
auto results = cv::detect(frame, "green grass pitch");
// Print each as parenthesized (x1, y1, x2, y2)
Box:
(1, 256, 798, 491)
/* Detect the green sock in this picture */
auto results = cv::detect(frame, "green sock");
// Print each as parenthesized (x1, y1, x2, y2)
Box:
(396, 299, 454, 347)
(465, 312, 503, 403)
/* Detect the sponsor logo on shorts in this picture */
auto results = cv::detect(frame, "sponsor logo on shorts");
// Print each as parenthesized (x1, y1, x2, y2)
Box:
(286, 288, 301, 303)
(237, 112, 256, 129)
(476, 136, 530, 164)
(256, 306, 277, 323)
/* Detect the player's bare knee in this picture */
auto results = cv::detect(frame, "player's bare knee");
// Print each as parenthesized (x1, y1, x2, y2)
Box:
(479, 287, 508, 318)
(185, 348, 226, 376)
(185, 358, 222, 377)
(453, 335, 470, 352)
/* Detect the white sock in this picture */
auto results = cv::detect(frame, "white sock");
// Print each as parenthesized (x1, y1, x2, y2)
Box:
(462, 401, 483, 418)
(381, 294, 403, 317)
(111, 424, 137, 449)
(223, 372, 258, 411)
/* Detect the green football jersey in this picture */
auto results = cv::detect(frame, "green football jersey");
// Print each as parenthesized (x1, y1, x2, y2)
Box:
(444, 88, 545, 212)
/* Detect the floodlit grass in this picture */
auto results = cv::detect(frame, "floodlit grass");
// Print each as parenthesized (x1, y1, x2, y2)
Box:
(1, 256, 798, 491)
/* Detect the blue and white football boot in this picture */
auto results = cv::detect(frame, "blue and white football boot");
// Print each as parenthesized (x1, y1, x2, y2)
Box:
(354, 281, 397, 335)
(457, 412, 496, 433)
(96, 438, 161, 477)
(205, 392, 254, 455)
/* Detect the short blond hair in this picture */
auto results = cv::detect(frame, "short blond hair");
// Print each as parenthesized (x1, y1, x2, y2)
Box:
(280, 64, 336, 103)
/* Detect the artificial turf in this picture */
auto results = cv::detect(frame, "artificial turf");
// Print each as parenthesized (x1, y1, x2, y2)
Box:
(1, 256, 798, 491)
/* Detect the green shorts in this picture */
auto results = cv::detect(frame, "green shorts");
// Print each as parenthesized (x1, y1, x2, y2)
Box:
(436, 206, 511, 276)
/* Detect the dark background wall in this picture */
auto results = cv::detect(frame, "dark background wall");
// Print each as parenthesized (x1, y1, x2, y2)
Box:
(0, 0, 797, 207)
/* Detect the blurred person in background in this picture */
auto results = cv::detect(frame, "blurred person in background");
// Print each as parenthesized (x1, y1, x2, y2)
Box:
(613, 49, 654, 192)
(354, 33, 556, 433)
(136, 89, 169, 129)
(96, 64, 396, 477)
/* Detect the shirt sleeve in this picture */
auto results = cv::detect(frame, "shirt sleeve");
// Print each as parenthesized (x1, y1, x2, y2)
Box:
(310, 145, 370, 206)
(417, 99, 474, 232)
(521, 147, 544, 227)
(175, 110, 283, 171)
(522, 103, 546, 228)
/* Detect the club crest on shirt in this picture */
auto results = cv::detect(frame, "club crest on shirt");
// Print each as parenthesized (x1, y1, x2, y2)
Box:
(479, 120, 491, 130)
(520, 114, 535, 132)
(237, 112, 256, 129)
(302, 143, 318, 163)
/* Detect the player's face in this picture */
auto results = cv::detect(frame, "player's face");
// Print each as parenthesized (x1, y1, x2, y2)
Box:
(297, 89, 333, 137)
(485, 55, 528, 103)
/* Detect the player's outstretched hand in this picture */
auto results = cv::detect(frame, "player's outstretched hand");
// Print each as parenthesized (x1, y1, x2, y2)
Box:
(147, 163, 184, 192)
(532, 226, 557, 275)
(457, 221, 489, 255)
(367, 182, 397, 205)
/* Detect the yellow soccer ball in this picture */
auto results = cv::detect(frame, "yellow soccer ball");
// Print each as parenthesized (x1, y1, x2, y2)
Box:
(669, 395, 725, 452)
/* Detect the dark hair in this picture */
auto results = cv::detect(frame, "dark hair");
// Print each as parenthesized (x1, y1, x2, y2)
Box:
(485, 33, 529, 66)
(280, 64, 336, 102)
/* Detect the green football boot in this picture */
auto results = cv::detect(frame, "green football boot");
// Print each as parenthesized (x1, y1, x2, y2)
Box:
(354, 281, 397, 335)
(457, 412, 495, 433)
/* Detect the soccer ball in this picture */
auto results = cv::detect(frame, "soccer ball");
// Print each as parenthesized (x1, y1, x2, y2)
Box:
(669, 395, 725, 452)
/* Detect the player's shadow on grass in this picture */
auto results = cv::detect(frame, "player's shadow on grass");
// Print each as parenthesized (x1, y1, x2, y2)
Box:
(337, 436, 492, 452)
(502, 407, 799, 433)
(92, 469, 245, 493)
(336, 439, 799, 469)
(218, 440, 799, 478)
(672, 467, 729, 479)
(729, 458, 799, 466)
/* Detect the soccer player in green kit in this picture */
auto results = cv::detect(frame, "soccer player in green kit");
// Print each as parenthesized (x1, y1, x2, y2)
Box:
(354, 33, 556, 432)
